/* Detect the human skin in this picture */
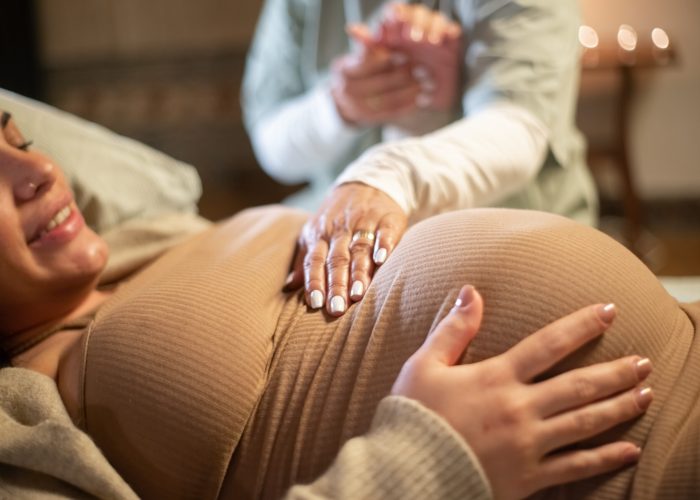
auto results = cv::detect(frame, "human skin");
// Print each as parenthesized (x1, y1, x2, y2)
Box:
(294, 4, 464, 313)
(1, 117, 652, 497)
(0, 113, 109, 415)
(396, 285, 652, 499)
(380, 3, 463, 112)
(332, 4, 462, 129)
(0, 113, 108, 335)
(285, 182, 407, 315)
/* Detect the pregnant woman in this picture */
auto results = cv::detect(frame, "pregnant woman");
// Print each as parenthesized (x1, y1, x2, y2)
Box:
(1, 111, 698, 500)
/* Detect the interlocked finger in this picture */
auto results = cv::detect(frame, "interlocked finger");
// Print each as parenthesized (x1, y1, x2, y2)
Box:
(339, 48, 393, 79)
(348, 66, 415, 98)
(363, 84, 422, 117)
(426, 11, 449, 44)
(405, 4, 431, 42)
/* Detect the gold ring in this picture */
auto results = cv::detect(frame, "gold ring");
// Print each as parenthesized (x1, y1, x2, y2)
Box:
(352, 230, 376, 244)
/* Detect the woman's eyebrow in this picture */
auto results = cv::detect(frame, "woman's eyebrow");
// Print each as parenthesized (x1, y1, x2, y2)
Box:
(1, 111, 10, 129)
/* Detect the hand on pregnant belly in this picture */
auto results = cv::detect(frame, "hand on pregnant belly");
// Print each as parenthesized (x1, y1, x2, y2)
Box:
(391, 285, 654, 499)
(285, 182, 407, 316)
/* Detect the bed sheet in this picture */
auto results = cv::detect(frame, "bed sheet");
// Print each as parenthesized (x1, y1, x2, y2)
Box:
(660, 276, 700, 303)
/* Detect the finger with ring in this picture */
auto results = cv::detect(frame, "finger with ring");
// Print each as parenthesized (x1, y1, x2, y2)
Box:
(352, 230, 376, 244)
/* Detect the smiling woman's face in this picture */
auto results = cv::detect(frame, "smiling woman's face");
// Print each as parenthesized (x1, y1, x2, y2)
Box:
(0, 112, 108, 334)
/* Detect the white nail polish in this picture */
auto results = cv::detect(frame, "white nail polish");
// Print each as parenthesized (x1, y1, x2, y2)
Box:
(420, 79, 436, 92)
(310, 290, 324, 309)
(351, 280, 364, 298)
(412, 65, 430, 81)
(416, 93, 432, 108)
(390, 52, 408, 65)
(374, 248, 388, 264)
(410, 26, 424, 42)
(330, 295, 346, 314)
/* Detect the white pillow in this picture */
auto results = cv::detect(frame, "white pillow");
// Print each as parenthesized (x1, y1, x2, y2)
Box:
(0, 88, 203, 233)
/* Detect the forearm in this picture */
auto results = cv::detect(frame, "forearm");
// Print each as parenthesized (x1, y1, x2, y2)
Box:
(285, 396, 492, 500)
(249, 83, 364, 184)
(334, 101, 548, 223)
(243, 0, 363, 184)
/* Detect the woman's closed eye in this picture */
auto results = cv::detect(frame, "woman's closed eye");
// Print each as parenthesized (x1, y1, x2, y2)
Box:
(1, 111, 33, 151)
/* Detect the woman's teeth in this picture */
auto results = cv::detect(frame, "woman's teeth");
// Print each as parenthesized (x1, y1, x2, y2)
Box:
(44, 205, 72, 232)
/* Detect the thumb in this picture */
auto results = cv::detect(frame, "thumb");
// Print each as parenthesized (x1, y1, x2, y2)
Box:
(421, 285, 484, 366)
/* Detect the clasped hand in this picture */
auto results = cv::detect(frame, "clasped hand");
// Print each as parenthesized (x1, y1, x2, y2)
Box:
(286, 4, 463, 314)
(332, 3, 463, 127)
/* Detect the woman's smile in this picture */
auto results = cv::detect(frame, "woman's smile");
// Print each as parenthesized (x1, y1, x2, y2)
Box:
(27, 200, 85, 249)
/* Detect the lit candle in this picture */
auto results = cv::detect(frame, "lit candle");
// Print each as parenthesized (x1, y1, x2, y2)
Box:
(651, 27, 671, 63)
(617, 24, 638, 51)
(617, 24, 638, 64)
(579, 25, 599, 49)
(578, 25, 600, 67)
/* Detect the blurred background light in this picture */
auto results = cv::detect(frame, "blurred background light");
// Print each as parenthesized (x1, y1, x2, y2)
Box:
(617, 24, 638, 51)
(578, 25, 600, 49)
(651, 27, 670, 49)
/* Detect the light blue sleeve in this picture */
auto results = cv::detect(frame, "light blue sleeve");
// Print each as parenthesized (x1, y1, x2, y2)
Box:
(242, 0, 306, 131)
(241, 0, 367, 191)
(458, 0, 582, 165)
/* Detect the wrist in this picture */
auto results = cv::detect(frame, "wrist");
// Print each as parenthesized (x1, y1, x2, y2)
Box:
(330, 87, 360, 128)
(375, 396, 494, 499)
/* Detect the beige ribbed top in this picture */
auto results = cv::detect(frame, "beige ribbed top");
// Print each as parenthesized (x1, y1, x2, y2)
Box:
(78, 206, 699, 499)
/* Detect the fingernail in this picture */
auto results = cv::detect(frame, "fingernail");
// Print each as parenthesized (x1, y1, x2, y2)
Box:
(309, 290, 324, 309)
(330, 295, 346, 315)
(410, 26, 424, 42)
(416, 93, 432, 108)
(350, 280, 364, 299)
(635, 386, 653, 410)
(374, 248, 388, 264)
(635, 357, 653, 380)
(282, 272, 295, 291)
(412, 65, 430, 81)
(623, 445, 642, 463)
(454, 285, 475, 309)
(446, 24, 461, 39)
(428, 32, 442, 45)
(390, 52, 408, 65)
(420, 79, 436, 92)
(598, 303, 616, 324)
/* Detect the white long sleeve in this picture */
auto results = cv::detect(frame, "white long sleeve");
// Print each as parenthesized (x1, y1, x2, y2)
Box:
(250, 83, 365, 185)
(334, 101, 549, 223)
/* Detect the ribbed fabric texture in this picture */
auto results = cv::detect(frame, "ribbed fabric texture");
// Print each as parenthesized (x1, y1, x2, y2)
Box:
(81, 206, 307, 499)
(79, 207, 697, 499)
(285, 396, 491, 500)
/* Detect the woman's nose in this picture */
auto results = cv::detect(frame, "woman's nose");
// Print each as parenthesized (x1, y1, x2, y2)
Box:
(10, 152, 57, 203)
